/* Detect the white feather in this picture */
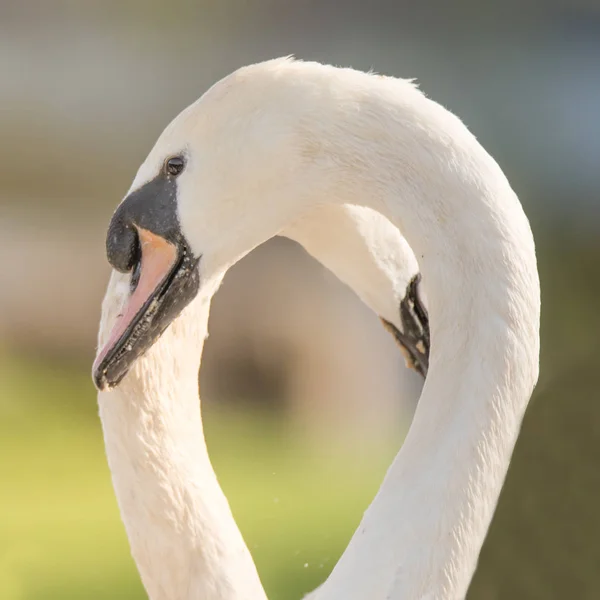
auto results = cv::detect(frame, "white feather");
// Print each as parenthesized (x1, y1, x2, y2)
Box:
(96, 57, 540, 600)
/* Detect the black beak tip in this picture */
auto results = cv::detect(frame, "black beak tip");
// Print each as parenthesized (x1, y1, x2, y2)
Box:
(92, 363, 109, 392)
(92, 358, 126, 392)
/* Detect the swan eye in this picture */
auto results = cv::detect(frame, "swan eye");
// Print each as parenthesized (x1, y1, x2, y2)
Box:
(165, 156, 185, 177)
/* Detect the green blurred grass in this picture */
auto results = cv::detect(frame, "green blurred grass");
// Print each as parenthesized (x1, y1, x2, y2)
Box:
(2, 230, 600, 600)
(0, 353, 396, 600)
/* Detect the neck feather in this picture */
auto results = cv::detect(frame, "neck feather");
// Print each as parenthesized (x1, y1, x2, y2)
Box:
(97, 281, 267, 600)
(294, 73, 540, 599)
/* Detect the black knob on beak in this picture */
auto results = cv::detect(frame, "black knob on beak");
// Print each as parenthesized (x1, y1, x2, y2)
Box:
(106, 207, 139, 273)
(105, 168, 183, 274)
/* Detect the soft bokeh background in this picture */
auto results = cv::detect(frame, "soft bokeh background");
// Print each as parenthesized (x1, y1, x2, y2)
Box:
(1, 1, 599, 598)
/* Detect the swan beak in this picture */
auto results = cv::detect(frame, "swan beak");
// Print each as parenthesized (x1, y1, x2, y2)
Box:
(92, 226, 199, 391)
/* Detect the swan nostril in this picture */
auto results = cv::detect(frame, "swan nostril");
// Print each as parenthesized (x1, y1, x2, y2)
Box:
(130, 252, 142, 293)
(130, 230, 141, 269)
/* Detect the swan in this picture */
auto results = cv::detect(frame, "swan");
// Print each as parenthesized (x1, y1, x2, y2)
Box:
(92, 57, 540, 600)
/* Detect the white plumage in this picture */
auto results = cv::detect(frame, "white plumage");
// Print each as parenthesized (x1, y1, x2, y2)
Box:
(95, 57, 540, 600)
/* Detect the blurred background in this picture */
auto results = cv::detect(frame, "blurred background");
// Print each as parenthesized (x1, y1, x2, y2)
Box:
(1, 1, 599, 598)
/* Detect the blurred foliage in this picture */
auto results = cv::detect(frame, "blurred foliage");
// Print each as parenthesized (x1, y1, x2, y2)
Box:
(1, 228, 599, 599)
(0, 354, 395, 600)
(470, 230, 600, 599)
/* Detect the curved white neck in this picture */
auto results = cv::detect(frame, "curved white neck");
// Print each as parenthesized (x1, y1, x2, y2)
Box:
(96, 207, 417, 600)
(97, 278, 268, 600)
(97, 66, 539, 600)
(284, 204, 419, 330)
(291, 78, 540, 599)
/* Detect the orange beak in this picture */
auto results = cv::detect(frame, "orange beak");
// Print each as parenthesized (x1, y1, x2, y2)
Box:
(93, 226, 199, 391)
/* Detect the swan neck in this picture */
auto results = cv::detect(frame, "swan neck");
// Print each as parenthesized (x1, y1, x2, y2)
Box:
(97, 290, 266, 600)
(304, 91, 540, 598)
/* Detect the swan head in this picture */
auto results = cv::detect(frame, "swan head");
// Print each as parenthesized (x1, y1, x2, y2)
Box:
(93, 58, 326, 390)
(91, 155, 201, 391)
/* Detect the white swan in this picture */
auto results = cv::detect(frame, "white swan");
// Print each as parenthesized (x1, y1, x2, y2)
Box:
(92, 58, 540, 600)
